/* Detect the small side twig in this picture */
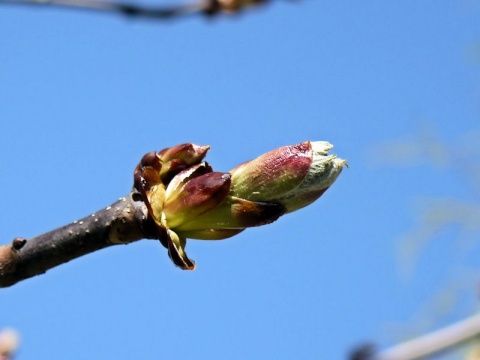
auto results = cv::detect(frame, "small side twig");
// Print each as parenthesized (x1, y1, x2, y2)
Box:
(0, 192, 157, 288)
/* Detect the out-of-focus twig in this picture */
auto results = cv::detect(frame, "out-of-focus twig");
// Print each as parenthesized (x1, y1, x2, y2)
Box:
(0, 0, 276, 20)
(376, 313, 480, 360)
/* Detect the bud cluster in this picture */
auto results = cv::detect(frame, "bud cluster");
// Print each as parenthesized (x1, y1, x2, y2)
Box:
(134, 141, 346, 270)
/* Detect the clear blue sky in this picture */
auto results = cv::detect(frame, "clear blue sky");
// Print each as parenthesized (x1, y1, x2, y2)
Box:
(1, 1, 479, 359)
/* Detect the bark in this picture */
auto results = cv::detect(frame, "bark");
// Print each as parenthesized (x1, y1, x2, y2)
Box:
(0, 192, 157, 288)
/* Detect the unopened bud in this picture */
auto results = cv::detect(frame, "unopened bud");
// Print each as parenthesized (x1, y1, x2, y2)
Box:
(163, 169, 231, 229)
(230, 141, 346, 212)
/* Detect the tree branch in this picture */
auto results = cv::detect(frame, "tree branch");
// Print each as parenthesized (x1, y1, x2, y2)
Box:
(0, 140, 345, 286)
(0, 192, 157, 288)
(0, 0, 273, 20)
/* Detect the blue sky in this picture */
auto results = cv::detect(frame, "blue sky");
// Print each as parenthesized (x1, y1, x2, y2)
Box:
(1, 1, 480, 359)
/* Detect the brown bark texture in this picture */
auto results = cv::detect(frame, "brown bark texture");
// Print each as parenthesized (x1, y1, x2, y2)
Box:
(0, 193, 156, 287)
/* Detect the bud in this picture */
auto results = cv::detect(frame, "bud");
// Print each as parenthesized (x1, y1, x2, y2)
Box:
(157, 143, 210, 164)
(162, 167, 231, 229)
(231, 141, 346, 212)
(133, 143, 209, 193)
(230, 141, 313, 202)
(278, 141, 346, 212)
(157, 143, 210, 183)
(134, 141, 346, 270)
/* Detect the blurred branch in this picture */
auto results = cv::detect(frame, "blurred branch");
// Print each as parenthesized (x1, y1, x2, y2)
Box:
(375, 313, 480, 360)
(0, 0, 277, 20)
(398, 198, 480, 277)
(372, 125, 480, 195)
(372, 125, 480, 274)
(365, 125, 480, 360)
(0, 193, 157, 288)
